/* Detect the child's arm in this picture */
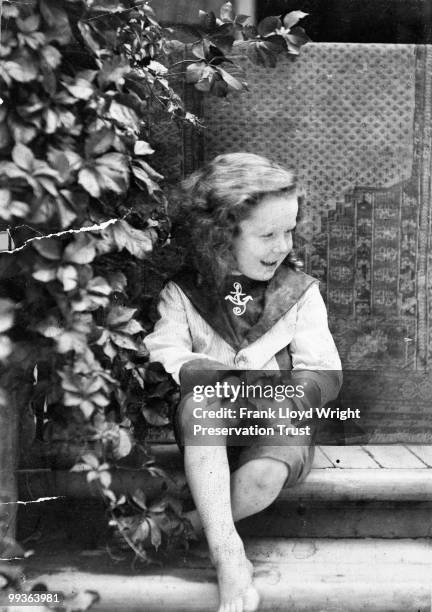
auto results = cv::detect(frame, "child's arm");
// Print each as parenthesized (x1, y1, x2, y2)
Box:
(288, 282, 342, 406)
(144, 281, 235, 390)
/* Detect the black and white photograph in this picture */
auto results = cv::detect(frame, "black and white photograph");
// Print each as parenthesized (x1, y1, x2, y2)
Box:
(0, 1, 431, 611)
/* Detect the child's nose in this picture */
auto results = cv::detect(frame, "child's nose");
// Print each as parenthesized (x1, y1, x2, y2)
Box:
(273, 234, 292, 254)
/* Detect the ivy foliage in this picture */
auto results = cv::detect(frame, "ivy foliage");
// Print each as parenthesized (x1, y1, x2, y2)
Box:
(0, 0, 308, 562)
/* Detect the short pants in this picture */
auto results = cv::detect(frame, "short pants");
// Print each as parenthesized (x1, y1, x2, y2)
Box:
(173, 393, 315, 489)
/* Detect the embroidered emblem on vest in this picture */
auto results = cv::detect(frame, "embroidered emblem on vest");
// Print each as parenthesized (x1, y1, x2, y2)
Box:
(224, 282, 253, 316)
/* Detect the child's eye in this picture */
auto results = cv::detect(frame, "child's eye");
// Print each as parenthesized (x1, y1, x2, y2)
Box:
(261, 232, 273, 238)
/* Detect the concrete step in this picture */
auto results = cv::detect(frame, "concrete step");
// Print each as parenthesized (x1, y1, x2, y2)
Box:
(21, 538, 432, 611)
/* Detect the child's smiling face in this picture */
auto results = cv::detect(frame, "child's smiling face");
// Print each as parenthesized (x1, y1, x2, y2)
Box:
(232, 192, 298, 281)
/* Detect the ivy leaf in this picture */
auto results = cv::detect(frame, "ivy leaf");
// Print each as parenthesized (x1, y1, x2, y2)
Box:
(0, 335, 13, 361)
(48, 149, 82, 179)
(16, 15, 41, 33)
(199, 10, 217, 33)
(286, 26, 311, 48)
(64, 234, 96, 264)
(12, 143, 34, 172)
(257, 16, 282, 37)
(283, 10, 308, 29)
(98, 220, 156, 259)
(113, 428, 133, 460)
(142, 405, 170, 427)
(217, 67, 244, 92)
(108, 271, 127, 293)
(132, 159, 162, 195)
(191, 42, 206, 61)
(84, 127, 115, 157)
(87, 276, 112, 296)
(220, 1, 234, 22)
(106, 306, 137, 327)
(96, 152, 130, 194)
(40, 0, 72, 45)
(134, 141, 154, 156)
(209, 24, 235, 54)
(117, 319, 144, 334)
(56, 264, 79, 291)
(63, 78, 95, 100)
(242, 24, 259, 40)
(32, 266, 57, 283)
(148, 500, 167, 514)
(41, 45, 62, 69)
(0, 161, 28, 182)
(110, 332, 138, 350)
(57, 330, 87, 353)
(4, 51, 39, 82)
(264, 34, 290, 55)
(197, 65, 218, 92)
(186, 62, 206, 84)
(2, 4, 18, 18)
(32, 237, 62, 260)
(98, 56, 130, 88)
(77, 23, 101, 56)
(35, 314, 63, 338)
(132, 489, 147, 510)
(0, 299, 15, 333)
(78, 168, 100, 198)
(108, 100, 140, 133)
(87, 0, 126, 12)
(235, 14, 250, 26)
(81, 453, 100, 470)
(247, 40, 281, 67)
(147, 517, 162, 550)
(0, 189, 29, 220)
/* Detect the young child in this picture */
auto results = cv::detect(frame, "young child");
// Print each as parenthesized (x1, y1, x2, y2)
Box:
(145, 152, 342, 612)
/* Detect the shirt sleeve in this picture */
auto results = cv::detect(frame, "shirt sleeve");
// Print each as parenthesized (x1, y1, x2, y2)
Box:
(144, 281, 234, 387)
(289, 282, 343, 406)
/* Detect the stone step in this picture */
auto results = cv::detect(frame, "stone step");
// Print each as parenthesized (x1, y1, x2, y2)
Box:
(21, 538, 431, 612)
(16, 444, 432, 542)
(18, 445, 432, 504)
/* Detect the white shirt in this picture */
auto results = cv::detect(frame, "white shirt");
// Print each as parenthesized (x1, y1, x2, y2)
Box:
(145, 280, 342, 405)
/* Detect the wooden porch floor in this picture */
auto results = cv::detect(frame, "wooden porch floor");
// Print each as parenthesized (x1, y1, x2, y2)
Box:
(313, 444, 432, 469)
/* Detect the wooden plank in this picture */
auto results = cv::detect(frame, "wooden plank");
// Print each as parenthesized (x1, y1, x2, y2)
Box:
(312, 446, 335, 468)
(22, 539, 431, 612)
(321, 446, 380, 468)
(366, 445, 428, 468)
(18, 467, 432, 503)
(406, 445, 432, 467)
(239, 502, 432, 538)
(281, 469, 432, 502)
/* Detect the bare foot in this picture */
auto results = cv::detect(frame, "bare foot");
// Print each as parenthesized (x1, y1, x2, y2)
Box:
(215, 553, 260, 612)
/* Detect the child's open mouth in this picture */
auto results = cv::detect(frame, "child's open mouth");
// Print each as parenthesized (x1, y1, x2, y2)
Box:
(261, 260, 278, 267)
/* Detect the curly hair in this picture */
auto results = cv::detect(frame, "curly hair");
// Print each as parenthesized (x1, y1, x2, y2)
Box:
(171, 152, 302, 288)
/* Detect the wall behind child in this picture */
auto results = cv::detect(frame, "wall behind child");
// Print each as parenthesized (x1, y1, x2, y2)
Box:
(199, 44, 432, 440)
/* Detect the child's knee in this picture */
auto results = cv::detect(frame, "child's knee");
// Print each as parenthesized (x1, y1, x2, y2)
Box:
(248, 458, 289, 497)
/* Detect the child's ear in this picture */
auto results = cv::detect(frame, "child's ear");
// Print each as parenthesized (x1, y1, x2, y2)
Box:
(286, 251, 304, 270)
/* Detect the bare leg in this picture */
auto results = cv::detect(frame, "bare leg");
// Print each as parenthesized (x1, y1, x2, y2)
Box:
(186, 457, 289, 534)
(184, 445, 260, 612)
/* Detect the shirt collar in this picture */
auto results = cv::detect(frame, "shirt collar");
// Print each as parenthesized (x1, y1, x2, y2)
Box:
(172, 265, 318, 351)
